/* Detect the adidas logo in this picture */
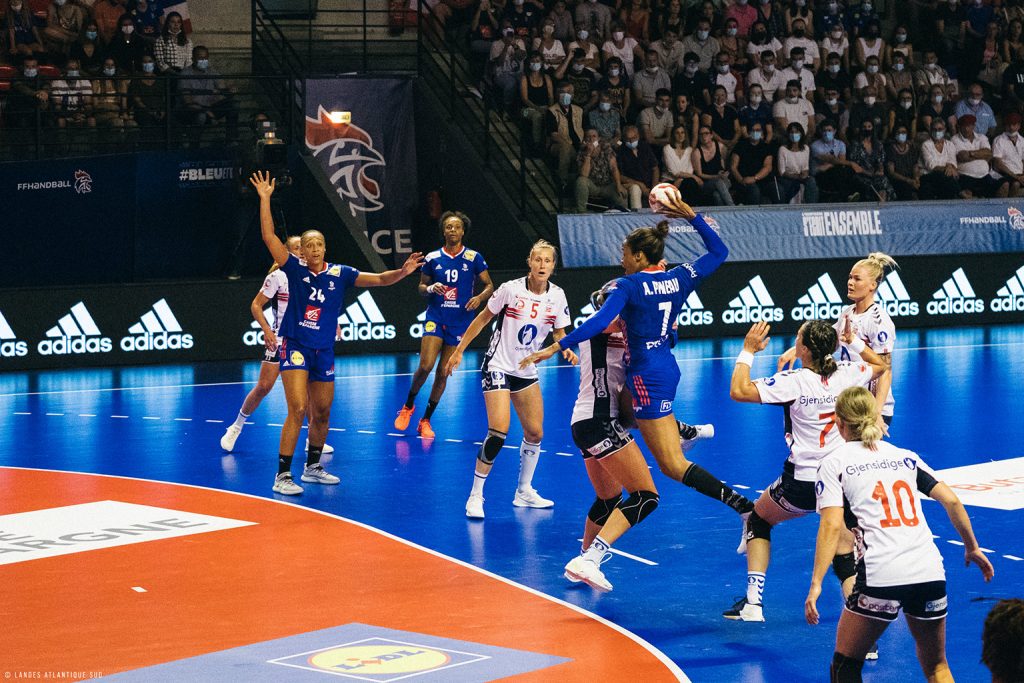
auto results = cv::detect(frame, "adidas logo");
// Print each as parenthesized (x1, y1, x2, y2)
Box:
(0, 309, 28, 357)
(574, 303, 596, 329)
(723, 276, 783, 324)
(874, 272, 920, 317)
(338, 291, 395, 341)
(37, 302, 112, 355)
(243, 308, 278, 346)
(676, 291, 713, 326)
(927, 268, 984, 315)
(989, 264, 1024, 313)
(791, 274, 844, 321)
(121, 299, 194, 352)
(409, 310, 427, 339)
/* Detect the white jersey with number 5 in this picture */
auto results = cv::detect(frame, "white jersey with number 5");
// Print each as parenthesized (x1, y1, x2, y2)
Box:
(754, 362, 874, 481)
(259, 268, 290, 335)
(834, 303, 896, 417)
(482, 277, 572, 379)
(817, 440, 944, 587)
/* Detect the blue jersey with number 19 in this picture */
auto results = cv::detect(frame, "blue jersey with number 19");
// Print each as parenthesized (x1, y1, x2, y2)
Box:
(278, 254, 359, 350)
(424, 246, 489, 327)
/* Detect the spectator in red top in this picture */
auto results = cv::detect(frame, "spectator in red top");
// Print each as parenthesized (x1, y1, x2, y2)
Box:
(93, 0, 127, 44)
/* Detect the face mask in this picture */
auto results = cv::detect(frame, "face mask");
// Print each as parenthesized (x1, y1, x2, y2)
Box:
(717, 64, 730, 73)
(1010, 129, 1020, 138)
(786, 95, 799, 104)
(697, 30, 709, 40)
(894, 62, 905, 72)
(66, 69, 79, 78)
(831, 31, 843, 41)
(11, 3, 22, 9)
(572, 63, 584, 72)
(103, 67, 116, 76)
(790, 132, 802, 142)
(933, 94, 944, 103)
(578, 30, 588, 39)
(626, 140, 639, 149)
(503, 27, 514, 36)
(86, 30, 98, 40)
(599, 101, 611, 112)
(613, 31, 624, 41)
(589, 139, 600, 147)
(750, 95, 762, 105)
(196, 59, 209, 70)
(899, 100, 913, 110)
(609, 67, 620, 76)
(751, 130, 763, 140)
(514, 0, 523, 5)
(933, 130, 945, 140)
(796, 0, 806, 6)
(142, 62, 155, 73)
(559, 92, 573, 106)
(864, 96, 876, 106)
(684, 64, 697, 74)
(530, 62, 542, 71)
(121, 24, 134, 34)
(868, 65, 880, 74)
(24, 68, 37, 78)
(169, 26, 180, 35)
(793, 59, 804, 69)
(543, 25, 554, 34)
(822, 64, 838, 76)
(824, 130, 835, 141)
(926, 62, 938, 70)
(763, 63, 775, 73)
(896, 33, 907, 43)
(727, 27, 738, 36)
(969, 97, 982, 106)
(896, 132, 908, 142)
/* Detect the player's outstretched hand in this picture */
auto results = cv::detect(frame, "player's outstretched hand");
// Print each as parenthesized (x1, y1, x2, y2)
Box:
(443, 350, 463, 377)
(401, 252, 425, 275)
(561, 348, 579, 366)
(743, 321, 771, 354)
(966, 547, 995, 582)
(519, 342, 560, 369)
(777, 346, 797, 372)
(249, 170, 275, 199)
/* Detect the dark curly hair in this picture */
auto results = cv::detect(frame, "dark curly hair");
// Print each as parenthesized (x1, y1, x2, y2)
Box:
(983, 598, 1024, 683)
(800, 320, 837, 378)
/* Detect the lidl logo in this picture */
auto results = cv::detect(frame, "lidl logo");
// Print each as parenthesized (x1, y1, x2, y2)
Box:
(927, 268, 984, 315)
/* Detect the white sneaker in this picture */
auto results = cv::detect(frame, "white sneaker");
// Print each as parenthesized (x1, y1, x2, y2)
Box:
(300, 464, 340, 484)
(220, 424, 242, 452)
(737, 511, 751, 555)
(466, 494, 485, 519)
(865, 643, 879, 661)
(272, 473, 303, 495)
(513, 487, 554, 508)
(564, 556, 613, 592)
(681, 423, 715, 452)
(305, 440, 334, 455)
(722, 597, 765, 622)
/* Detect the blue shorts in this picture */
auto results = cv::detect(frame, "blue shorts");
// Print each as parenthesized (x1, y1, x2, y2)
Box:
(627, 365, 680, 420)
(279, 338, 335, 382)
(422, 314, 468, 347)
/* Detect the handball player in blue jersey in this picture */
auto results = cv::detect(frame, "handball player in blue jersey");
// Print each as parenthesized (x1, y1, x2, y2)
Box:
(522, 193, 754, 546)
(394, 211, 493, 439)
(253, 171, 424, 495)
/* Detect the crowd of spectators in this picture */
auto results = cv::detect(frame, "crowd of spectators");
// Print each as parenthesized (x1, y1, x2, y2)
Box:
(0, 1, 238, 145)
(443, 0, 1024, 210)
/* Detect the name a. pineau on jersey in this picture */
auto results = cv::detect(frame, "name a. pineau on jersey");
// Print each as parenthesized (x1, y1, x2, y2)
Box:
(642, 279, 680, 296)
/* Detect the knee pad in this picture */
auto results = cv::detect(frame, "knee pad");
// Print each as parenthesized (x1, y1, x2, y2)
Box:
(832, 552, 856, 583)
(616, 490, 659, 527)
(476, 429, 507, 465)
(830, 652, 864, 683)
(587, 494, 622, 526)
(747, 510, 772, 542)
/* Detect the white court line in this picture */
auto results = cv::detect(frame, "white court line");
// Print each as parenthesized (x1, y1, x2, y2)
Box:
(205, 419, 224, 424)
(14, 412, 31, 415)
(267, 423, 283, 427)
(328, 428, 345, 432)
(1004, 555, 1023, 561)
(445, 439, 462, 443)
(576, 538, 658, 566)
(556, 452, 574, 457)
(46, 413, 64, 416)
(387, 432, 403, 437)
(174, 418, 192, 422)
(948, 540, 965, 546)
(131, 586, 147, 593)
(732, 484, 750, 490)
(79, 414, 96, 417)
(142, 416, 160, 420)
(111, 415, 128, 419)
(356, 430, 375, 434)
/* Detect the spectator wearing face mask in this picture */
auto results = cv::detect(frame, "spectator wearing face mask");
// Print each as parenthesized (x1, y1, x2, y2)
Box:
(811, 120, 860, 200)
(746, 49, 784, 102)
(784, 0, 812, 39)
(914, 50, 958, 102)
(818, 22, 850, 73)
(779, 47, 814, 100)
(565, 25, 600, 70)
(504, 0, 540, 41)
(178, 46, 239, 137)
(617, 124, 660, 208)
(854, 56, 886, 102)
(953, 81, 997, 137)
(718, 18, 748, 72)
(107, 15, 149, 74)
(672, 51, 712, 108)
(595, 56, 631, 116)
(588, 90, 623, 141)
(754, 0, 785, 42)
(4, 0, 45, 59)
(725, 0, 758, 41)
(739, 83, 774, 143)
(68, 21, 105, 76)
(888, 88, 918, 141)
(702, 83, 741, 150)
(634, 48, 672, 109)
(555, 47, 598, 108)
(776, 121, 818, 202)
(51, 57, 95, 130)
(847, 120, 893, 200)
(9, 57, 50, 130)
(774, 78, 814, 139)
(950, 113, 1009, 197)
(848, 84, 887, 140)
(919, 120, 964, 199)
(574, 0, 611, 45)
(815, 52, 852, 105)
(783, 19, 818, 71)
(992, 111, 1024, 197)
(918, 84, 957, 135)
(650, 27, 684, 78)
(657, 0, 684, 43)
(42, 0, 86, 56)
(93, 0, 127, 45)
(710, 51, 743, 104)
(132, 0, 164, 45)
(575, 128, 627, 211)
(639, 87, 674, 153)
(814, 86, 849, 140)
(885, 125, 921, 200)
(746, 20, 781, 70)
(884, 24, 914, 69)
(532, 19, 566, 72)
(545, 80, 584, 188)
(545, 0, 574, 45)
(853, 20, 884, 71)
(680, 17, 719, 71)
(729, 121, 777, 204)
(488, 21, 527, 112)
(520, 52, 554, 154)
(92, 57, 135, 129)
(816, 0, 846, 39)
(886, 52, 913, 103)
(154, 12, 192, 73)
(130, 53, 166, 144)
(846, 0, 879, 41)
(601, 22, 642, 79)
(619, 0, 650, 45)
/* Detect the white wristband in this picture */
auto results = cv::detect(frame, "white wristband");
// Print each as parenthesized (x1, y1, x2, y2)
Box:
(736, 350, 755, 367)
(847, 335, 866, 354)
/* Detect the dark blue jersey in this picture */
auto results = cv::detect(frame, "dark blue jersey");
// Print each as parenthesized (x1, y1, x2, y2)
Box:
(424, 246, 488, 326)
(278, 254, 359, 350)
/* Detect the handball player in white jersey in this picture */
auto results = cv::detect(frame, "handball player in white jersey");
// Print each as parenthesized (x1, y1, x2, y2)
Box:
(443, 240, 577, 519)
(779, 252, 898, 429)
(806, 386, 993, 683)
(726, 319, 887, 622)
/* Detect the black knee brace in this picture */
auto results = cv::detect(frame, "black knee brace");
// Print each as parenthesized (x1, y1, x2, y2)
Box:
(830, 652, 864, 683)
(747, 510, 772, 542)
(476, 428, 507, 465)
(616, 490, 659, 526)
(587, 494, 622, 526)
(832, 552, 856, 583)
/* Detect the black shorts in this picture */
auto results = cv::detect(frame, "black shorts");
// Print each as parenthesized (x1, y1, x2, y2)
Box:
(846, 580, 948, 622)
(571, 417, 634, 460)
(765, 462, 817, 515)
(261, 346, 278, 364)
(481, 370, 538, 393)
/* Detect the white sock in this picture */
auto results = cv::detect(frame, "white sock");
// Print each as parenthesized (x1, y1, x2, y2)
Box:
(470, 472, 487, 497)
(746, 571, 766, 605)
(232, 411, 249, 429)
(583, 535, 610, 563)
(517, 439, 541, 491)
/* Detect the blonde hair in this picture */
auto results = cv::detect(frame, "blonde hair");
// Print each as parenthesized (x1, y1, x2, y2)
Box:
(268, 236, 301, 273)
(528, 239, 558, 262)
(853, 252, 898, 285)
(835, 386, 884, 448)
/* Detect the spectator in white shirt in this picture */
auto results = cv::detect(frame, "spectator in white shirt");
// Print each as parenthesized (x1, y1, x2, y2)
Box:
(950, 114, 1009, 198)
(783, 18, 819, 70)
(51, 58, 95, 129)
(853, 55, 887, 101)
(601, 22, 642, 78)
(774, 79, 815, 139)
(919, 119, 964, 199)
(991, 111, 1024, 197)
(710, 51, 743, 105)
(747, 50, 785, 102)
(779, 47, 815, 100)
(777, 121, 818, 202)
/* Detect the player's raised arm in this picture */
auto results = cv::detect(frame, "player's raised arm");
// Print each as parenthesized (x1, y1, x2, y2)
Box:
(355, 252, 425, 287)
(251, 171, 289, 266)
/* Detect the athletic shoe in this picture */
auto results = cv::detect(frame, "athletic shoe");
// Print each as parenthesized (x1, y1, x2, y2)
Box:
(513, 487, 554, 509)
(564, 556, 613, 592)
(417, 419, 435, 439)
(466, 493, 485, 519)
(301, 464, 340, 485)
(681, 423, 715, 452)
(394, 405, 415, 431)
(865, 643, 879, 661)
(737, 511, 751, 555)
(272, 473, 303, 495)
(722, 597, 765, 622)
(220, 424, 242, 452)
(304, 440, 334, 455)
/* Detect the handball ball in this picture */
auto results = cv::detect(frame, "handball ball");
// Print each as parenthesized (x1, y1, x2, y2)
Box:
(649, 182, 681, 213)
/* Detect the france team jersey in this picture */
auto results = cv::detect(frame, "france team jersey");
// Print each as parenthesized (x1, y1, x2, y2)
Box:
(278, 254, 359, 350)
(424, 247, 488, 327)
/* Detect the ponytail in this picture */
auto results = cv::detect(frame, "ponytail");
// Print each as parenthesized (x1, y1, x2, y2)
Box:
(836, 386, 883, 447)
(801, 320, 838, 378)
(624, 220, 670, 264)
(854, 252, 898, 285)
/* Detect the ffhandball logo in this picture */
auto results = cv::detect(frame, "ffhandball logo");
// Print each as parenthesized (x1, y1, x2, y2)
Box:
(0, 309, 28, 358)
(306, 105, 385, 216)
(16, 168, 93, 193)
(120, 299, 194, 352)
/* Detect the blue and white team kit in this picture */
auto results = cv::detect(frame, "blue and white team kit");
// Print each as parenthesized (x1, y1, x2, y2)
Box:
(277, 254, 359, 382)
(422, 246, 488, 345)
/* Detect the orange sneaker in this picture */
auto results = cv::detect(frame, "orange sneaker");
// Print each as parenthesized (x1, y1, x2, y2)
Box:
(417, 418, 435, 439)
(394, 405, 414, 431)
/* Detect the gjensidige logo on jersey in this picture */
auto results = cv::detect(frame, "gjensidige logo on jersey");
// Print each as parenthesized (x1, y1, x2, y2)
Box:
(37, 302, 112, 355)
(0, 309, 28, 357)
(989, 264, 1024, 313)
(338, 291, 396, 341)
(305, 105, 385, 217)
(927, 268, 984, 315)
(791, 273, 845, 321)
(120, 299, 194, 352)
(723, 276, 783, 324)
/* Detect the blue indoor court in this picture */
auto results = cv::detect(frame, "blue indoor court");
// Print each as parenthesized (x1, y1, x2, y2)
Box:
(2, 323, 1021, 682)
